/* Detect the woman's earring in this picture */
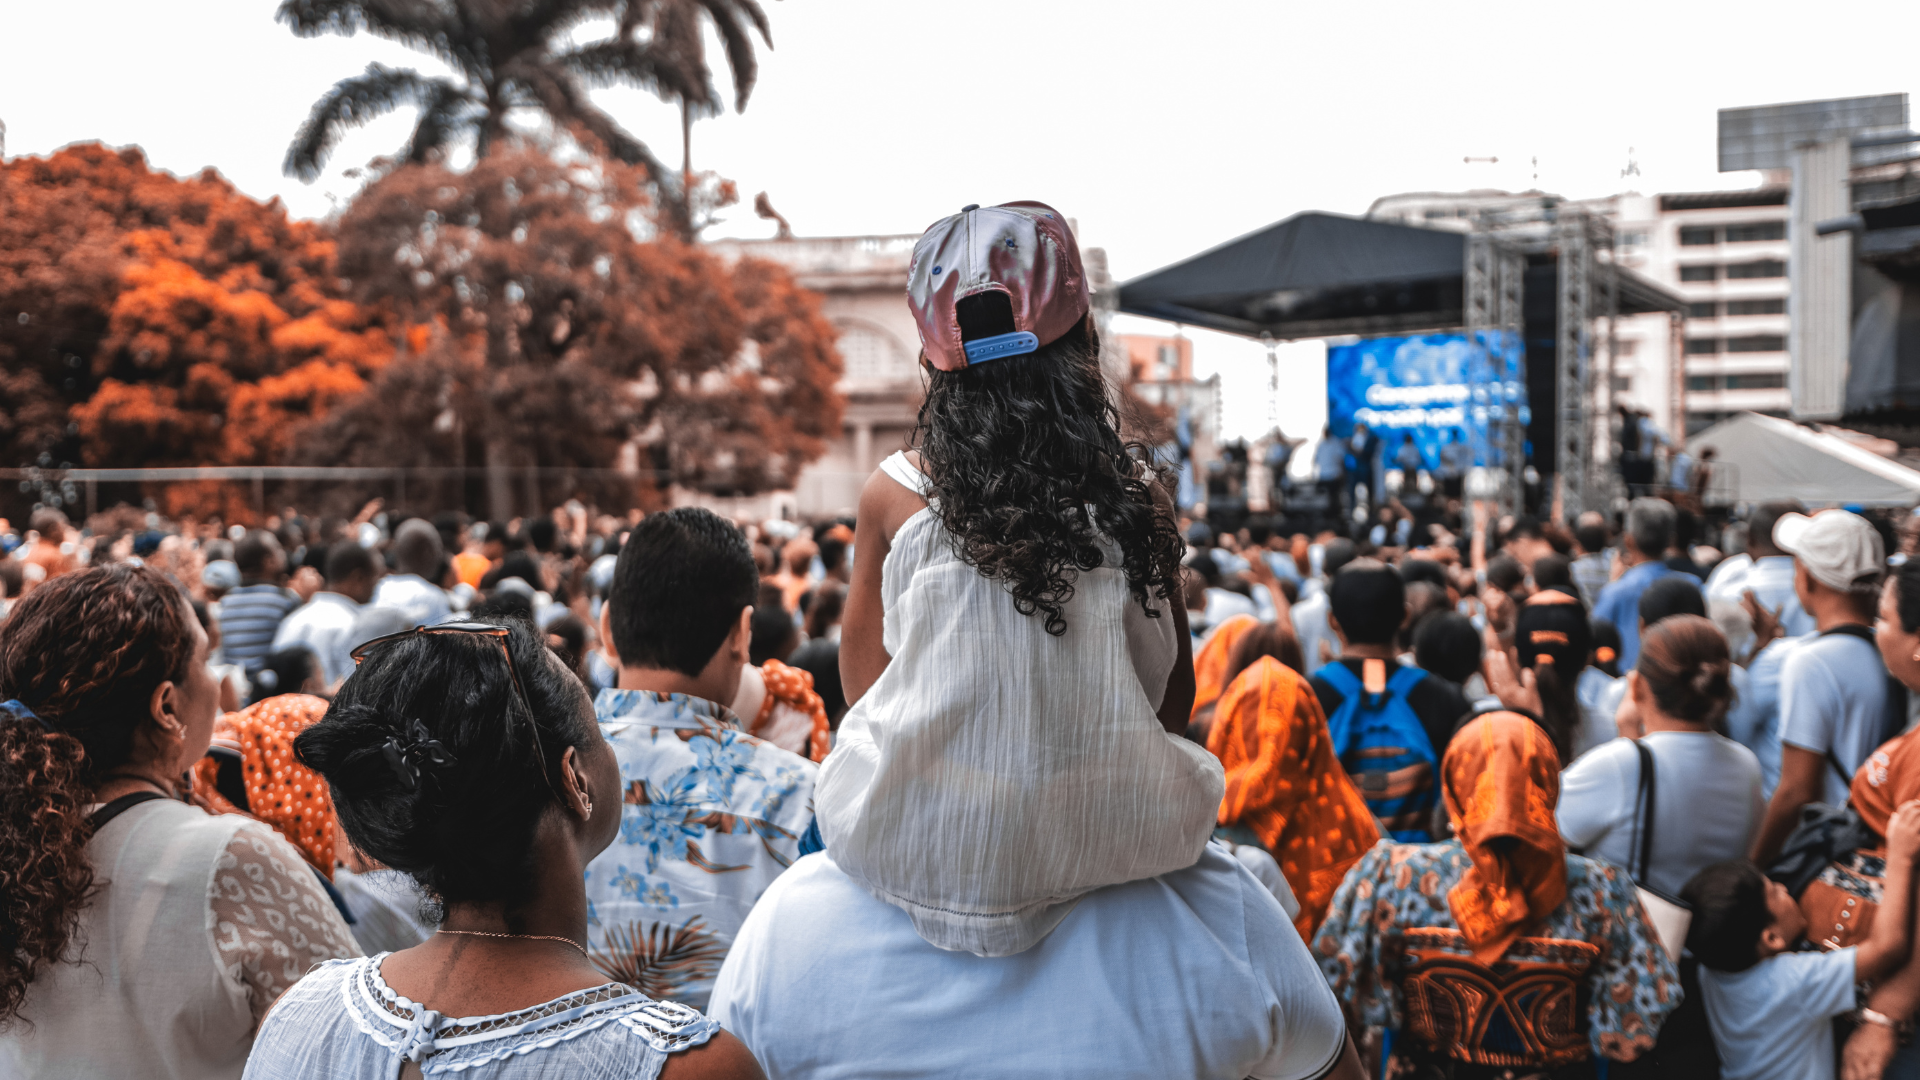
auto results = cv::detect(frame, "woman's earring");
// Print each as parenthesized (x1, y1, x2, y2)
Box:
(583, 799, 594, 818)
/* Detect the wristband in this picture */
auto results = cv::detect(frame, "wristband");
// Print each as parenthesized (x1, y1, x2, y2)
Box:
(1861, 1008, 1899, 1030)
(1858, 1008, 1916, 1046)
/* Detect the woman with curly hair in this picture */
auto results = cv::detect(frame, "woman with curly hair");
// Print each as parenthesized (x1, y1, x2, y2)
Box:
(714, 204, 1363, 1079)
(0, 563, 358, 1079)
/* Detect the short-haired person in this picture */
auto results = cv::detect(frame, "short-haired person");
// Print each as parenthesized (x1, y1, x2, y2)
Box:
(1308, 559, 1471, 840)
(1592, 497, 1683, 670)
(1684, 800, 1920, 1080)
(220, 529, 300, 666)
(1751, 510, 1902, 865)
(586, 508, 818, 1011)
(1314, 712, 1681, 1074)
(244, 619, 763, 1079)
(272, 541, 385, 688)
(370, 517, 453, 627)
(715, 202, 1358, 1078)
(0, 565, 359, 1079)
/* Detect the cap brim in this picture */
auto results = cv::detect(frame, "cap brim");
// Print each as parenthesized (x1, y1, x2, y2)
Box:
(1772, 512, 1815, 555)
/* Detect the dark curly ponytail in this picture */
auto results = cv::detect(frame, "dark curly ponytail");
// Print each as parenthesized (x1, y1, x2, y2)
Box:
(912, 316, 1184, 636)
(0, 563, 196, 1024)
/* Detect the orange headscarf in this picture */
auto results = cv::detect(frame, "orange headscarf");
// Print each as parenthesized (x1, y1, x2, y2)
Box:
(755, 658, 833, 763)
(1191, 614, 1262, 724)
(191, 694, 338, 879)
(1208, 656, 1380, 937)
(1443, 711, 1567, 964)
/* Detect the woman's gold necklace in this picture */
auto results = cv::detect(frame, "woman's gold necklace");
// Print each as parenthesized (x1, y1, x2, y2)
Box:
(436, 929, 588, 958)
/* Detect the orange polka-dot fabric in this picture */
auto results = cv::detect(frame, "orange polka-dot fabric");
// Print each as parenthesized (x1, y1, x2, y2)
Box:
(755, 658, 832, 763)
(1207, 656, 1379, 939)
(191, 694, 337, 879)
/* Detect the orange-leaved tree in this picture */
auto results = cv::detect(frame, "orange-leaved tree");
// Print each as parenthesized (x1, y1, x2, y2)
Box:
(296, 148, 840, 516)
(0, 143, 391, 519)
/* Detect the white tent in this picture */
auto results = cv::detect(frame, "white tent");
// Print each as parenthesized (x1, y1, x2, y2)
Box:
(1687, 412, 1920, 508)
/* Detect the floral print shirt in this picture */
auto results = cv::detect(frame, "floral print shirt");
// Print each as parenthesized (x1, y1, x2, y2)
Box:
(584, 689, 818, 1012)
(1311, 839, 1680, 1066)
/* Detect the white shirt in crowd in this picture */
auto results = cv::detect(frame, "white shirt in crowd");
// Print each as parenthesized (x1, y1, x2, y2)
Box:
(1780, 632, 1896, 805)
(1204, 586, 1259, 629)
(1573, 668, 1622, 760)
(1743, 555, 1817, 638)
(1290, 589, 1340, 670)
(1557, 730, 1766, 897)
(709, 844, 1349, 1080)
(1731, 638, 1794, 796)
(369, 572, 452, 628)
(1700, 946, 1857, 1080)
(270, 591, 363, 687)
(0, 800, 359, 1080)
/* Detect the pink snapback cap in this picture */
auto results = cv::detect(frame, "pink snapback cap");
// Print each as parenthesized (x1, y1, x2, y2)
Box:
(906, 201, 1091, 372)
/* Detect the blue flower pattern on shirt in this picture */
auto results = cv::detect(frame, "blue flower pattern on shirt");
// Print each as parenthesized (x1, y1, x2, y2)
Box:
(583, 688, 819, 1011)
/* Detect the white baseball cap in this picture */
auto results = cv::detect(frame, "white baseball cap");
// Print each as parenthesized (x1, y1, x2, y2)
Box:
(1774, 510, 1885, 594)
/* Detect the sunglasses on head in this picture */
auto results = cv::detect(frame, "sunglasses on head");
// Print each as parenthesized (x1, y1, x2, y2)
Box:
(350, 622, 551, 786)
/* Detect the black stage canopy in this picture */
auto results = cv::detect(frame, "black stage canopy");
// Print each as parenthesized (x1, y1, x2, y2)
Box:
(1118, 211, 1684, 341)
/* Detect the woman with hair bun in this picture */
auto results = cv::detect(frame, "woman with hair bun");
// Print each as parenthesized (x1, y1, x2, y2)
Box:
(0, 564, 359, 1080)
(1557, 614, 1765, 897)
(242, 619, 762, 1080)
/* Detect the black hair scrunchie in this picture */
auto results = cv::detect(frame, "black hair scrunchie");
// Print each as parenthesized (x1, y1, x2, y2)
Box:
(379, 717, 455, 792)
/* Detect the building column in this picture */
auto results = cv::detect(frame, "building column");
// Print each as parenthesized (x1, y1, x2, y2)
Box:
(854, 422, 874, 476)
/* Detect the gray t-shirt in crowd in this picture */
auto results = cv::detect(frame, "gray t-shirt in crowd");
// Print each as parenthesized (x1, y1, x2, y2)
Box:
(1557, 730, 1766, 897)
(1779, 632, 1898, 805)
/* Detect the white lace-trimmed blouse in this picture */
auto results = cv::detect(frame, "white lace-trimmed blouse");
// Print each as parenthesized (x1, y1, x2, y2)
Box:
(241, 955, 720, 1078)
(0, 797, 361, 1080)
(814, 452, 1226, 957)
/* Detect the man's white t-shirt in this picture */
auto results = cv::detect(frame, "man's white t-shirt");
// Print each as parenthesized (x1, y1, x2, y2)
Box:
(1779, 632, 1896, 805)
(709, 845, 1348, 1080)
(1290, 591, 1340, 669)
(1700, 947, 1856, 1080)
(1556, 731, 1765, 897)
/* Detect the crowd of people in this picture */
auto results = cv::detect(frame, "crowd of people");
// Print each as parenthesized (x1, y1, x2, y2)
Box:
(5, 199, 1920, 1080)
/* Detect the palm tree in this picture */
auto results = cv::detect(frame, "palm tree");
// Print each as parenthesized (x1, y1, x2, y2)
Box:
(277, 0, 770, 238)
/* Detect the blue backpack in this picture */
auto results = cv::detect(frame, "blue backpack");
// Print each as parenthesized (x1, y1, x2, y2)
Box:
(1317, 662, 1439, 843)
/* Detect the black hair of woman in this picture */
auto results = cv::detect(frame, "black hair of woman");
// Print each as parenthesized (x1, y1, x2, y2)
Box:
(294, 619, 609, 920)
(911, 314, 1184, 636)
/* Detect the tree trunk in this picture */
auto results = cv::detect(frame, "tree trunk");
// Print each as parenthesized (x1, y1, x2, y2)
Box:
(485, 435, 515, 521)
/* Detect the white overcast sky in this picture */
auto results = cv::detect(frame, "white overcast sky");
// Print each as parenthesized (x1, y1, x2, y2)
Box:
(3, 0, 1916, 442)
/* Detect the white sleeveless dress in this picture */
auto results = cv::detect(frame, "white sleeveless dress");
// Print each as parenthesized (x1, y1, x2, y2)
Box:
(813, 452, 1226, 956)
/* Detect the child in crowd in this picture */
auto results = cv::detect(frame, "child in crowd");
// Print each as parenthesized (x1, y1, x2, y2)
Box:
(819, 201, 1223, 957)
(1683, 799, 1920, 1080)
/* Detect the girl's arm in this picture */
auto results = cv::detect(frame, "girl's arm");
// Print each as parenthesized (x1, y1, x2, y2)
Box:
(839, 466, 928, 706)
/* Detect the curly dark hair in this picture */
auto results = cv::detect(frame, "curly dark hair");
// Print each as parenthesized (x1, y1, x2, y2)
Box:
(0, 563, 196, 1024)
(911, 316, 1183, 636)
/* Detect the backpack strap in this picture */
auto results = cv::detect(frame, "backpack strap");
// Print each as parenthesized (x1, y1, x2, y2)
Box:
(1314, 660, 1361, 696)
(1819, 623, 1877, 645)
(1386, 664, 1429, 698)
(1633, 740, 1657, 886)
(88, 790, 169, 832)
